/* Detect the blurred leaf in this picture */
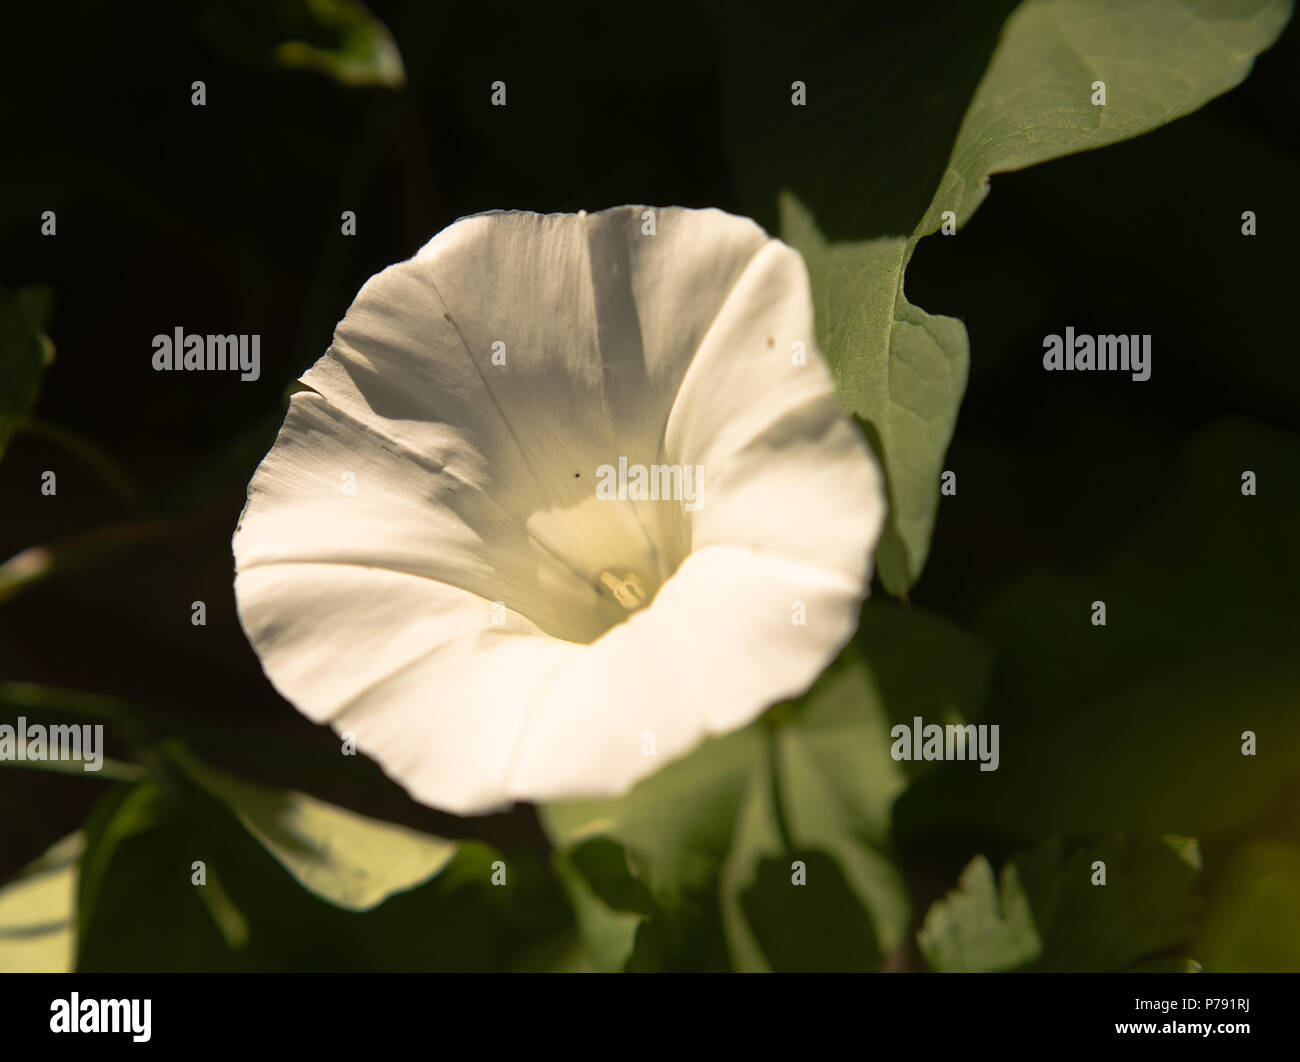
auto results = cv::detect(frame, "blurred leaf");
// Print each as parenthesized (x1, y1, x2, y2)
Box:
(274, 12, 404, 87)
(551, 847, 641, 972)
(0, 287, 142, 527)
(919, 835, 1201, 972)
(739, 849, 883, 972)
(567, 836, 656, 917)
(544, 599, 989, 971)
(10, 286, 55, 334)
(0, 681, 423, 826)
(9, 418, 142, 505)
(0, 832, 81, 972)
(918, 854, 1041, 973)
(0, 753, 144, 783)
(200, 0, 405, 88)
(717, 739, 787, 971)
(546, 726, 758, 971)
(716, 0, 1291, 593)
(77, 782, 241, 971)
(0, 286, 55, 461)
(74, 775, 569, 971)
(1197, 839, 1300, 971)
(896, 421, 1300, 843)
(0, 521, 180, 605)
(169, 746, 457, 912)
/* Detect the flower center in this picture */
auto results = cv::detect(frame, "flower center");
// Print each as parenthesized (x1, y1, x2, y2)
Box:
(523, 489, 690, 642)
(599, 570, 649, 611)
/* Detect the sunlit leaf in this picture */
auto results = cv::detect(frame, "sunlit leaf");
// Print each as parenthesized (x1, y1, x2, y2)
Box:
(0, 832, 81, 973)
(170, 747, 457, 912)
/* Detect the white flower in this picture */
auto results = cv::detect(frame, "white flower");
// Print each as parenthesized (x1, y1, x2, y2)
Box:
(232, 206, 885, 815)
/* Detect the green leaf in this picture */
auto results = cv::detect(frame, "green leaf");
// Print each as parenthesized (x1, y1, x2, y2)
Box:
(74, 777, 568, 970)
(544, 598, 990, 971)
(739, 850, 884, 972)
(543, 724, 761, 907)
(273, 5, 404, 88)
(546, 725, 760, 971)
(68, 761, 571, 971)
(918, 854, 1041, 973)
(777, 202, 973, 597)
(551, 847, 642, 973)
(0, 832, 81, 972)
(169, 747, 457, 912)
(935, 0, 1293, 229)
(1197, 839, 1300, 971)
(919, 835, 1201, 972)
(0, 286, 55, 461)
(896, 420, 1300, 843)
(717, 738, 788, 971)
(567, 836, 656, 917)
(76, 782, 242, 971)
(716, 0, 1291, 593)
(200, 0, 405, 88)
(0, 752, 144, 783)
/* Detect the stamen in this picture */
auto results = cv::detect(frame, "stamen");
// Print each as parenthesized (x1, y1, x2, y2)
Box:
(599, 570, 647, 611)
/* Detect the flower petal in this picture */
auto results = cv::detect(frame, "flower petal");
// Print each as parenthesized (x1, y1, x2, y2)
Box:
(236, 561, 580, 814)
(234, 391, 620, 643)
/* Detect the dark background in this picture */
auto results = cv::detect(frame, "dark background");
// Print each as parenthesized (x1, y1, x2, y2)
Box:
(2, 0, 1297, 965)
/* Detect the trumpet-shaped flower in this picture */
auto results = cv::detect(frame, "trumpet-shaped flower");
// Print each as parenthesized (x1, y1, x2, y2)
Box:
(232, 206, 885, 814)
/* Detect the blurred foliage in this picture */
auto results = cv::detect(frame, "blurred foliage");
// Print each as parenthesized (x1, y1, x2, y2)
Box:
(1, 0, 1298, 971)
(918, 835, 1201, 972)
(200, 0, 405, 87)
(1197, 838, 1300, 972)
(542, 601, 989, 971)
(895, 421, 1300, 844)
(0, 287, 55, 460)
(72, 776, 569, 972)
